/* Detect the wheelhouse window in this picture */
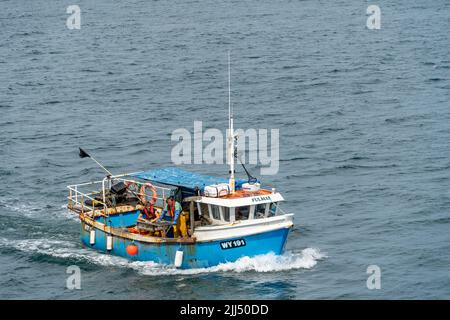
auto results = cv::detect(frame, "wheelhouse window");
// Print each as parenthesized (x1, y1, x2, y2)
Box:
(254, 203, 267, 219)
(197, 203, 209, 216)
(235, 206, 250, 220)
(221, 207, 231, 222)
(268, 202, 278, 217)
(210, 205, 221, 220)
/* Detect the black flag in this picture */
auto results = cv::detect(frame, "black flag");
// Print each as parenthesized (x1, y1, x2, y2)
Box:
(79, 148, 90, 158)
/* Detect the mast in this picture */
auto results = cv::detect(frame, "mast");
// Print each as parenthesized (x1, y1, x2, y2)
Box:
(228, 51, 235, 193)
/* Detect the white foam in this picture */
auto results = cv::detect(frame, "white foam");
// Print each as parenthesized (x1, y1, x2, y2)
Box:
(0, 236, 325, 275)
(127, 248, 326, 276)
(58, 204, 81, 222)
(0, 237, 129, 267)
(0, 198, 40, 218)
(0, 197, 79, 222)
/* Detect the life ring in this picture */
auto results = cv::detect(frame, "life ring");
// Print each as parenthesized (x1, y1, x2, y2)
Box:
(139, 183, 157, 205)
(124, 181, 139, 194)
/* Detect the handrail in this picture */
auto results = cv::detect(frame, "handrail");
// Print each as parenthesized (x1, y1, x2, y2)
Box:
(66, 172, 141, 189)
(67, 185, 108, 218)
(67, 174, 173, 219)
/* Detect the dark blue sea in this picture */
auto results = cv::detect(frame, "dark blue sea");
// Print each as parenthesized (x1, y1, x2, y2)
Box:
(1, 0, 449, 299)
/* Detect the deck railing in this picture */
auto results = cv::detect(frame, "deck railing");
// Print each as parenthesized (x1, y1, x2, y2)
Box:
(67, 180, 107, 217)
(67, 173, 172, 217)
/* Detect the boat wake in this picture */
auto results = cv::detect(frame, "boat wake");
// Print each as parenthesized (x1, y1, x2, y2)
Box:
(0, 237, 325, 275)
(132, 248, 326, 276)
(0, 237, 138, 267)
(0, 197, 79, 222)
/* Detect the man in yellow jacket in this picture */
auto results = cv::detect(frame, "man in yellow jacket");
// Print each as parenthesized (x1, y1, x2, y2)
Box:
(158, 196, 183, 237)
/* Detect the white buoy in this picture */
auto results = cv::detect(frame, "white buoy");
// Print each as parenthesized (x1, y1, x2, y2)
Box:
(106, 235, 113, 250)
(174, 250, 184, 268)
(242, 182, 261, 192)
(89, 229, 96, 245)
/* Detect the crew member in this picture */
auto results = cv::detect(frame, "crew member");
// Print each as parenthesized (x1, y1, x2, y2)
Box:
(158, 196, 182, 236)
(138, 202, 158, 222)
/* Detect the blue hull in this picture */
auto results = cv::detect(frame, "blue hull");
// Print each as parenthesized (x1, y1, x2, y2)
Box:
(81, 221, 291, 269)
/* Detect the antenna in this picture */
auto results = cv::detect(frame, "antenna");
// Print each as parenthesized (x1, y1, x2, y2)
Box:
(228, 50, 235, 193)
(228, 51, 231, 128)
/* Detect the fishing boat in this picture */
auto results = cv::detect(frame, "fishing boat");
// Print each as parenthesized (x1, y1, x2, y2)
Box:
(66, 56, 294, 269)
(67, 167, 293, 269)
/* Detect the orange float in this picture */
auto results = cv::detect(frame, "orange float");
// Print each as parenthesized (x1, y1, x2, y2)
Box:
(126, 243, 138, 256)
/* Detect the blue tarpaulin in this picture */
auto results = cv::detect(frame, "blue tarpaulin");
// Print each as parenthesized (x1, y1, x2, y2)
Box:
(130, 167, 248, 191)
